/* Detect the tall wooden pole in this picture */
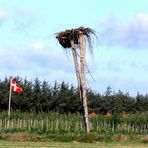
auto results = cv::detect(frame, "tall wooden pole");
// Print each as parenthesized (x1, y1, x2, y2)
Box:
(71, 41, 82, 102)
(80, 34, 90, 133)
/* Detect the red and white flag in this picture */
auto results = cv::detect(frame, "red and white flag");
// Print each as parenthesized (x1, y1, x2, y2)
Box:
(11, 79, 22, 94)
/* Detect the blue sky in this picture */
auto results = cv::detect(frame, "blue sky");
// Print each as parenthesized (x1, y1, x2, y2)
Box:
(0, 0, 148, 96)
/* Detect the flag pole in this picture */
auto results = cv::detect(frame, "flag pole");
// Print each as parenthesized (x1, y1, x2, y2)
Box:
(8, 78, 12, 118)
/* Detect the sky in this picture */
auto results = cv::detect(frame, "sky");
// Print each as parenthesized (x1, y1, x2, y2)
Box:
(0, 0, 148, 96)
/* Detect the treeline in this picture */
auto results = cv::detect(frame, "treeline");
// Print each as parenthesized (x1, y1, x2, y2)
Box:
(0, 76, 148, 114)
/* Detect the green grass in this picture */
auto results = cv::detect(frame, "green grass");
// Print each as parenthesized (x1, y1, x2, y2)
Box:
(0, 141, 147, 148)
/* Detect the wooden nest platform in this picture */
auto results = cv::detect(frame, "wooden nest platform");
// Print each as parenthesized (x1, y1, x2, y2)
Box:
(56, 27, 96, 49)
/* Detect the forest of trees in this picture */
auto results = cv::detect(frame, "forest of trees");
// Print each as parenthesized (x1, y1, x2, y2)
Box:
(0, 76, 148, 114)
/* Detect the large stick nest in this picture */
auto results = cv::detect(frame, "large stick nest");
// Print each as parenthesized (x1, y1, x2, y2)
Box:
(56, 27, 96, 49)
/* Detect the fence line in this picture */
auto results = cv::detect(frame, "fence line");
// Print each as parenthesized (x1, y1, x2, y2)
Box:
(0, 118, 147, 135)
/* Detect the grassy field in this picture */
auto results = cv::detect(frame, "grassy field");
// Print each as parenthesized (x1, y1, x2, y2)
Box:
(0, 111, 147, 147)
(0, 112, 147, 135)
(0, 141, 147, 148)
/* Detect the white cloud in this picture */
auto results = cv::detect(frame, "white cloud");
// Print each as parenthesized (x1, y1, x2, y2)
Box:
(136, 14, 148, 30)
(90, 45, 148, 96)
(100, 13, 148, 48)
(12, 7, 41, 33)
(0, 42, 74, 81)
(0, 10, 6, 17)
(0, 10, 7, 25)
(30, 42, 44, 50)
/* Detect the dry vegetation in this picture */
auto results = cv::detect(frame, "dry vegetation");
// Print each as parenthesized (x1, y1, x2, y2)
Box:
(56, 26, 96, 49)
